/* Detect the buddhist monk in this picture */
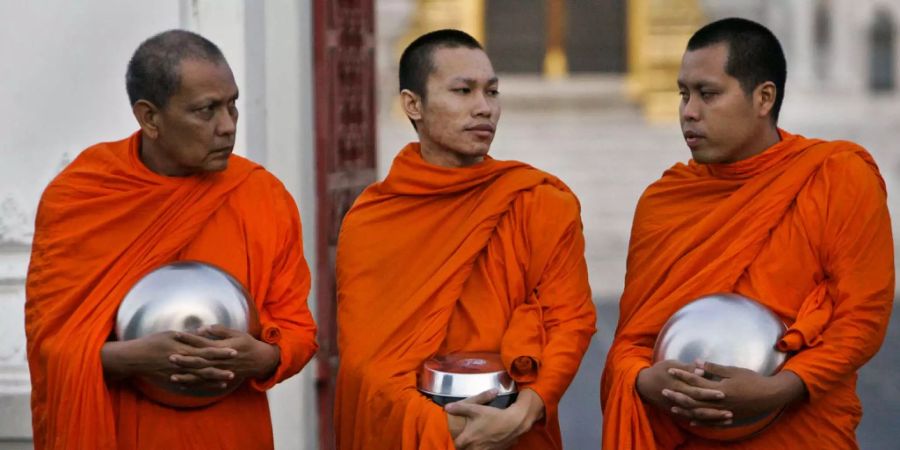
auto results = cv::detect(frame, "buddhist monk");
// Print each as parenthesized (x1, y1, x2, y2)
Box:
(601, 17, 894, 449)
(334, 29, 597, 449)
(25, 30, 317, 449)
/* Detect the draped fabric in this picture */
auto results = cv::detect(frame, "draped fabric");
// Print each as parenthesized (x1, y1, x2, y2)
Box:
(601, 130, 894, 449)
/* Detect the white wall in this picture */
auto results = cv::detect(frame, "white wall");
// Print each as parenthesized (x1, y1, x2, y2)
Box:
(0, 1, 318, 448)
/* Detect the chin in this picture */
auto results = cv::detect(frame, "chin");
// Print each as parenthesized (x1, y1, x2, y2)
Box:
(203, 160, 230, 173)
(690, 148, 722, 165)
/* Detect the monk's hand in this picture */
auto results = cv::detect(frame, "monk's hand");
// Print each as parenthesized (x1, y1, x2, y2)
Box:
(667, 362, 805, 426)
(446, 389, 499, 440)
(636, 359, 729, 424)
(172, 324, 280, 382)
(101, 331, 237, 390)
(446, 388, 544, 450)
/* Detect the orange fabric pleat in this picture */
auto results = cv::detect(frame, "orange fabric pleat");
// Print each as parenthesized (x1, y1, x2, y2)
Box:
(601, 130, 894, 449)
(335, 143, 596, 449)
(26, 131, 318, 450)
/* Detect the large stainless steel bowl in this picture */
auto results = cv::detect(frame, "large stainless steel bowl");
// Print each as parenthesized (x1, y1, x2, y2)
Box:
(418, 352, 518, 409)
(653, 293, 788, 441)
(115, 261, 258, 408)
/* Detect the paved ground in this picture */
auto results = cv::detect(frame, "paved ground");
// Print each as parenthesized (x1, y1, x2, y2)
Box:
(380, 75, 900, 449)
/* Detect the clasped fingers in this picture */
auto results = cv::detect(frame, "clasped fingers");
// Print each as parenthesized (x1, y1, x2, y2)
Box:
(669, 405, 733, 426)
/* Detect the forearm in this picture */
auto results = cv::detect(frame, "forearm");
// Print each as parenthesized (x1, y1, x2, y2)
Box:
(526, 325, 594, 408)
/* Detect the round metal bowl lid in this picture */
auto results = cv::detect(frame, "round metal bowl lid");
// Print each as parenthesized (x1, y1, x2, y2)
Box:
(418, 352, 517, 398)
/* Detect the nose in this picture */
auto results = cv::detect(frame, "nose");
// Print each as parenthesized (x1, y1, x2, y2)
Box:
(472, 91, 492, 118)
(216, 105, 238, 136)
(681, 94, 700, 122)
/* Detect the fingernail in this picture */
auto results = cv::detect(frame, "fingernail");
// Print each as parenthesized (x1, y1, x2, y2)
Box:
(725, 412, 733, 419)
(662, 389, 671, 397)
(170, 375, 178, 382)
(690, 421, 697, 427)
(668, 369, 676, 375)
(670, 407, 679, 413)
(228, 373, 235, 380)
(169, 355, 177, 362)
(717, 392, 725, 399)
(220, 382, 227, 389)
(725, 420, 733, 425)
(229, 350, 238, 356)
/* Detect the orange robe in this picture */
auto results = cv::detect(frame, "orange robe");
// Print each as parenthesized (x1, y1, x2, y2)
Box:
(25, 131, 318, 450)
(601, 130, 894, 449)
(335, 143, 596, 449)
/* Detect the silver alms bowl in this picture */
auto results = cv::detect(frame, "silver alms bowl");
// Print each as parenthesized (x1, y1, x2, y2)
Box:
(418, 352, 518, 409)
(116, 261, 254, 340)
(653, 293, 787, 375)
(115, 261, 257, 407)
(653, 293, 788, 441)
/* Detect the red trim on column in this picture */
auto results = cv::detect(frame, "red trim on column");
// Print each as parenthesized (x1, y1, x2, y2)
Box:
(312, 1, 377, 449)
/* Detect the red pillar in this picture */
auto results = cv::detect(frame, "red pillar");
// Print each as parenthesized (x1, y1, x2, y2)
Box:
(313, 1, 377, 449)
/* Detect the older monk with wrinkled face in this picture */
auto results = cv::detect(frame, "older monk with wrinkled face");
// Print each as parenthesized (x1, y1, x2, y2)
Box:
(25, 30, 317, 450)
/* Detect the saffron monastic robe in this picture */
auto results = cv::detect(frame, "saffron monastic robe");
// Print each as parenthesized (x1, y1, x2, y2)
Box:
(26, 132, 318, 450)
(601, 130, 894, 449)
(335, 143, 597, 449)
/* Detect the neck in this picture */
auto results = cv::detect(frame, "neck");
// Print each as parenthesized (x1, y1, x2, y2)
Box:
(732, 125, 782, 163)
(418, 140, 484, 168)
(139, 135, 192, 177)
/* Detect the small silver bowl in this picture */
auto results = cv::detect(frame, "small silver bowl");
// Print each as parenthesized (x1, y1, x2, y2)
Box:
(653, 293, 788, 441)
(418, 352, 518, 409)
(116, 261, 258, 407)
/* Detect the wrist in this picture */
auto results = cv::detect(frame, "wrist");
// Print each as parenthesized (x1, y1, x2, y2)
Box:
(255, 341, 280, 379)
(772, 370, 806, 405)
(101, 340, 135, 380)
(516, 388, 545, 427)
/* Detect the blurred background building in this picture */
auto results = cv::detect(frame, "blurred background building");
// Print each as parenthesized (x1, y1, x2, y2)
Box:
(1, 1, 898, 449)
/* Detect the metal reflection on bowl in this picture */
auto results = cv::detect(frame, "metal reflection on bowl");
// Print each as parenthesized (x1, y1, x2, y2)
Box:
(115, 261, 258, 408)
(653, 293, 788, 441)
(418, 352, 518, 409)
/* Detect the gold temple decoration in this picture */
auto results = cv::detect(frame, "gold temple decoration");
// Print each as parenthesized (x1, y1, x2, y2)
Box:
(627, 0, 706, 122)
(544, 0, 569, 78)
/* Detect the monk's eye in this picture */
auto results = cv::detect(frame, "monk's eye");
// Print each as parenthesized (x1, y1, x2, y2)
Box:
(452, 87, 471, 94)
(487, 88, 500, 97)
(700, 91, 718, 100)
(195, 105, 215, 120)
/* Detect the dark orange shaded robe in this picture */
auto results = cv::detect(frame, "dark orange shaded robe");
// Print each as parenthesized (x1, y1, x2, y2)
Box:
(335, 143, 596, 449)
(25, 132, 318, 450)
(601, 130, 894, 449)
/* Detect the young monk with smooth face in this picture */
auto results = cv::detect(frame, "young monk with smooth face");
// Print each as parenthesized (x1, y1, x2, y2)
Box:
(335, 30, 596, 449)
(601, 18, 894, 449)
(25, 30, 317, 449)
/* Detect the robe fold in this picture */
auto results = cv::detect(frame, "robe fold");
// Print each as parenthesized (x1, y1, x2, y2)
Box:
(26, 131, 318, 450)
(335, 143, 597, 449)
(601, 130, 894, 449)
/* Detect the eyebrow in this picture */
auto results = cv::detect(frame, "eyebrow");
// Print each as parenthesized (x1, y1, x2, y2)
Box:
(677, 79, 720, 90)
(451, 77, 499, 84)
(191, 91, 240, 107)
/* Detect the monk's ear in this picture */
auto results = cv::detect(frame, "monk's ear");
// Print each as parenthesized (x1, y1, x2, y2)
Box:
(755, 81, 777, 119)
(400, 89, 424, 123)
(132, 100, 161, 140)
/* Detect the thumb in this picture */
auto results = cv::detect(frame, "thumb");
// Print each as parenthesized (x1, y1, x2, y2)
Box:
(702, 361, 736, 378)
(444, 400, 483, 418)
(202, 324, 238, 339)
(461, 388, 498, 405)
